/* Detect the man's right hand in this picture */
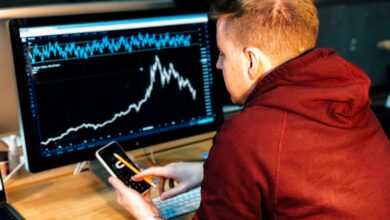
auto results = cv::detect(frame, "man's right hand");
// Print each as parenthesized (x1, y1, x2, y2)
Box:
(132, 162, 204, 200)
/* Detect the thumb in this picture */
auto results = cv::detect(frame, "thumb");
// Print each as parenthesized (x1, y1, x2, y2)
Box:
(109, 177, 132, 194)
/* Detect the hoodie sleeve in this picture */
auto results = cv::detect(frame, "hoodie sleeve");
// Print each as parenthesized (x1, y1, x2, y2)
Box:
(193, 107, 287, 219)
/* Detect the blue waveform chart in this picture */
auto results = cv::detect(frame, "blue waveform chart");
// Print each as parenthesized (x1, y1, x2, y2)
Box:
(28, 32, 194, 64)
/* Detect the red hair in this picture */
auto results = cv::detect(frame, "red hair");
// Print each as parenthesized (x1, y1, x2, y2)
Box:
(210, 0, 319, 64)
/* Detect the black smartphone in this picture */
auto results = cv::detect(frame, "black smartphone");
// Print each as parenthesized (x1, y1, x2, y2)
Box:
(95, 141, 151, 194)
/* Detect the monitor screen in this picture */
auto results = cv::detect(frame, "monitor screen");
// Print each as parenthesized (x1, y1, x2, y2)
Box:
(9, 9, 223, 172)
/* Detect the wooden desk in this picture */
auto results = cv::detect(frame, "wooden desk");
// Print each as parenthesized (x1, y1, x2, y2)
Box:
(5, 136, 213, 219)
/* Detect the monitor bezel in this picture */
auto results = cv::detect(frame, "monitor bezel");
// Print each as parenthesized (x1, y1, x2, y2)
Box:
(9, 7, 223, 172)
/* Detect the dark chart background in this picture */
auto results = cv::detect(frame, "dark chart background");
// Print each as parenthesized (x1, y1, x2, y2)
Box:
(23, 22, 215, 157)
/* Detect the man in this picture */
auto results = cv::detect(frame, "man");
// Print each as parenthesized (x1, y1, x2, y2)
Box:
(109, 0, 390, 219)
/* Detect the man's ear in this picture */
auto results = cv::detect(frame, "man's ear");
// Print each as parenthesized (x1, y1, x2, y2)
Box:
(244, 47, 272, 80)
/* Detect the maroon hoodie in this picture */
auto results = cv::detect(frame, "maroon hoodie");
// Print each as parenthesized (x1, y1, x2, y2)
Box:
(195, 49, 390, 219)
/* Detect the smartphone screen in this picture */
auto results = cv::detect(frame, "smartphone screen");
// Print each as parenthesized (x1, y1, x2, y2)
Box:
(96, 142, 151, 194)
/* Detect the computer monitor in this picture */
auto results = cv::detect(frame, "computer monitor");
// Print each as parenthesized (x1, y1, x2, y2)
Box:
(8, 7, 223, 172)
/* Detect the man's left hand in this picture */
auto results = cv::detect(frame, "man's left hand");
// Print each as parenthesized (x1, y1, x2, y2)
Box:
(109, 177, 160, 220)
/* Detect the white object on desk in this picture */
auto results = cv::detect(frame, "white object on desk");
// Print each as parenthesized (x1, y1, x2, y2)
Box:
(0, 135, 22, 149)
(8, 135, 20, 171)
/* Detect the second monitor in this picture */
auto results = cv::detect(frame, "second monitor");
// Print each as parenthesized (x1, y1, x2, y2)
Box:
(9, 9, 223, 172)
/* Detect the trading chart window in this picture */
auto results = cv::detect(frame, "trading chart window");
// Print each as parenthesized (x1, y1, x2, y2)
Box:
(10, 11, 222, 172)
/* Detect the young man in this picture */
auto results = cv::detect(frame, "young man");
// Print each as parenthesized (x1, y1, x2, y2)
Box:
(109, 0, 390, 219)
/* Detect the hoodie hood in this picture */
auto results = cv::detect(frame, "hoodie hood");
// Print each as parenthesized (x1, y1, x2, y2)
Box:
(245, 48, 371, 128)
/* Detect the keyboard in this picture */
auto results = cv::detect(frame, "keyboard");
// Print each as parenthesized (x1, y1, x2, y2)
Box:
(153, 187, 201, 219)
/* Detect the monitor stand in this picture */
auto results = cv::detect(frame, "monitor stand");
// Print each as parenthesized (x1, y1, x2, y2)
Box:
(90, 159, 114, 190)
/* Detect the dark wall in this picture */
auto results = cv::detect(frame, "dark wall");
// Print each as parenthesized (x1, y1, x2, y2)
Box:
(316, 1, 390, 89)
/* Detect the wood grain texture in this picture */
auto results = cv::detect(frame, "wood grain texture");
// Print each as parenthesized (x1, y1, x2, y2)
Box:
(5, 135, 213, 219)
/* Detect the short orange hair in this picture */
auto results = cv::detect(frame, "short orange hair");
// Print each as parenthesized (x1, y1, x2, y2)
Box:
(210, 0, 319, 64)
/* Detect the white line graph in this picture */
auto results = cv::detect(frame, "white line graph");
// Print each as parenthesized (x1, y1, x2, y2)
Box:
(41, 55, 197, 146)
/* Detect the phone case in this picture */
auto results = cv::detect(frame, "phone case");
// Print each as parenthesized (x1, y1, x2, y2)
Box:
(95, 141, 151, 194)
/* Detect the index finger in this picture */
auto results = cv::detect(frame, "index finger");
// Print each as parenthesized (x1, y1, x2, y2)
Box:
(132, 166, 171, 181)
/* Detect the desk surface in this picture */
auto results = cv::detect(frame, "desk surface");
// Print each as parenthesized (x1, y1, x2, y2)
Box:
(6, 137, 213, 220)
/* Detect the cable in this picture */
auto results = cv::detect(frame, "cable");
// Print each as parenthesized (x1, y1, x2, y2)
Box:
(143, 147, 158, 165)
(4, 156, 25, 183)
(73, 161, 88, 175)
